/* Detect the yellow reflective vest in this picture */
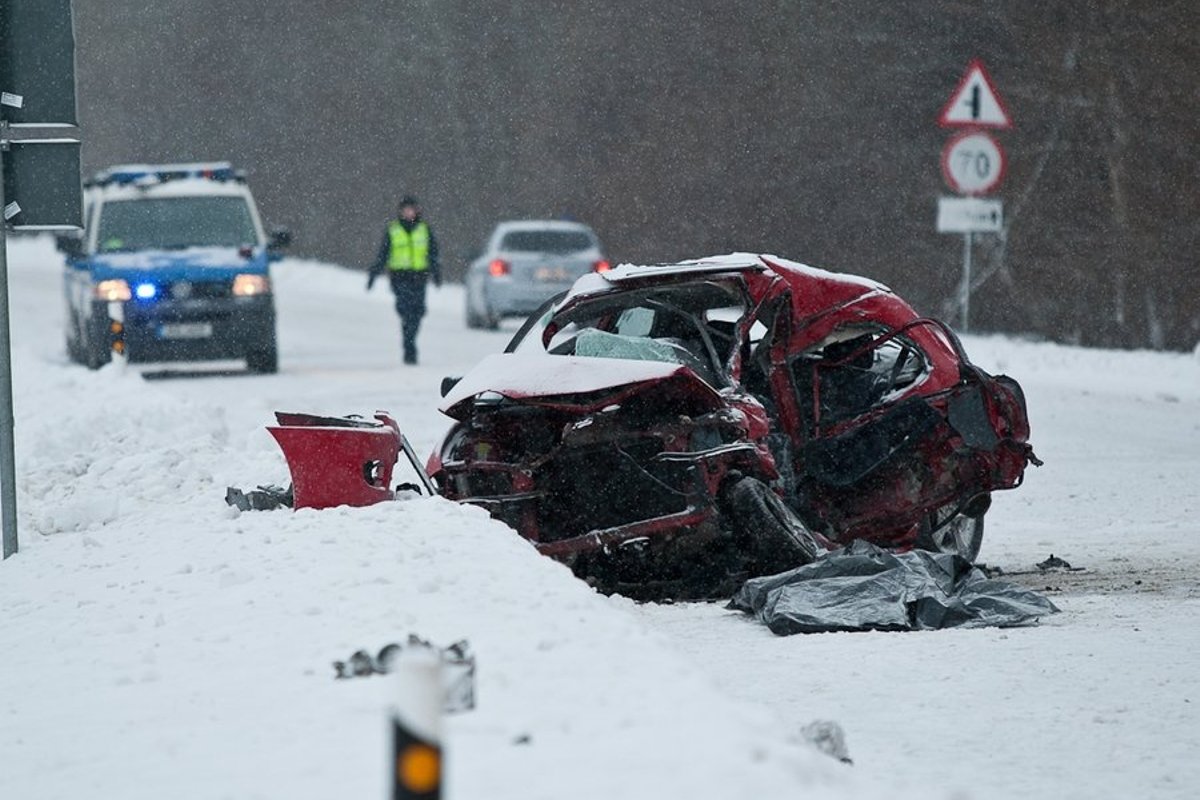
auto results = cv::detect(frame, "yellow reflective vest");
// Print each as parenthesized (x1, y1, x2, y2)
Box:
(386, 221, 431, 271)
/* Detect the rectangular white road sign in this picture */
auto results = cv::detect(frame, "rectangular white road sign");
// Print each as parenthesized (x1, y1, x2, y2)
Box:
(937, 196, 1003, 233)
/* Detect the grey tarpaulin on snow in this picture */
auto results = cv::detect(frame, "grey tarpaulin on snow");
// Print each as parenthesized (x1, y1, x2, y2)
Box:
(729, 540, 1059, 635)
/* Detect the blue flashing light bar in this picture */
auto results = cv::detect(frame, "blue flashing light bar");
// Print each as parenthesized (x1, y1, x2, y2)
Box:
(91, 162, 245, 188)
(134, 282, 158, 300)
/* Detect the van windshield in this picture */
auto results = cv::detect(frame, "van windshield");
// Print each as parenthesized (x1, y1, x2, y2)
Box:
(96, 196, 258, 252)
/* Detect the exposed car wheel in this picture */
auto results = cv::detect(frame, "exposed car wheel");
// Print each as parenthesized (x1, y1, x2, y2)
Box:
(465, 301, 491, 330)
(246, 346, 278, 374)
(723, 476, 819, 574)
(915, 506, 985, 563)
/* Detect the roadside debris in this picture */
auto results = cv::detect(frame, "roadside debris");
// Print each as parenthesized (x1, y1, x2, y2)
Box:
(729, 540, 1060, 635)
(333, 635, 476, 713)
(268, 411, 435, 510)
(224, 483, 292, 511)
(801, 720, 853, 765)
(1037, 554, 1083, 571)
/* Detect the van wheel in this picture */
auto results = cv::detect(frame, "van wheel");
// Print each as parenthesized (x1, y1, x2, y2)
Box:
(84, 335, 110, 370)
(246, 346, 278, 374)
(722, 477, 819, 575)
(66, 320, 82, 364)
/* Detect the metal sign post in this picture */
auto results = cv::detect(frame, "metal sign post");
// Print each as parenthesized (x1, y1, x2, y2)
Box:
(1, 0, 83, 559)
(960, 231, 972, 332)
(936, 196, 1002, 332)
(0, 144, 15, 559)
(936, 59, 1012, 334)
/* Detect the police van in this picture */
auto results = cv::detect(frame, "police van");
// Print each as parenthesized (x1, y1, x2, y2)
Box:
(59, 162, 290, 372)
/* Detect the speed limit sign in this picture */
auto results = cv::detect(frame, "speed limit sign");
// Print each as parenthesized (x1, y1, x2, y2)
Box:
(941, 130, 1006, 195)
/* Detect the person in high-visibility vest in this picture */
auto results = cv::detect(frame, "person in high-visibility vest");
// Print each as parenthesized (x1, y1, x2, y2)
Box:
(367, 195, 442, 364)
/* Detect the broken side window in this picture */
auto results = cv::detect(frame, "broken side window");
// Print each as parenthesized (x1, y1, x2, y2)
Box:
(739, 298, 783, 410)
(791, 326, 930, 430)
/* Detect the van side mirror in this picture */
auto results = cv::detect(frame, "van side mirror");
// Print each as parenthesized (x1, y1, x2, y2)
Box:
(267, 227, 292, 260)
(440, 376, 462, 397)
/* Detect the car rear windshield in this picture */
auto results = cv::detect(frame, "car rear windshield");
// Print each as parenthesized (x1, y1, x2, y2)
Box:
(500, 230, 593, 253)
(96, 196, 258, 252)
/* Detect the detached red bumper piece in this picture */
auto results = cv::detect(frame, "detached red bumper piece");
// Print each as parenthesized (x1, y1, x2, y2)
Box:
(268, 411, 432, 510)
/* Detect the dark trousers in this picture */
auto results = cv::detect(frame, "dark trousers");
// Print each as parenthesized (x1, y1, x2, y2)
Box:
(398, 309, 422, 362)
(390, 272, 428, 363)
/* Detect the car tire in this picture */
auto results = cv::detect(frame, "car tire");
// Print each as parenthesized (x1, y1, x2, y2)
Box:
(246, 346, 278, 374)
(723, 476, 819, 574)
(915, 507, 985, 563)
(465, 302, 487, 329)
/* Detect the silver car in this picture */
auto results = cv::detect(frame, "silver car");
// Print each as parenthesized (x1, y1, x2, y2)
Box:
(464, 220, 608, 329)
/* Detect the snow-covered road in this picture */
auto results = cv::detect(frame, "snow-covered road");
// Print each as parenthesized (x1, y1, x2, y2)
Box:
(2, 236, 1197, 799)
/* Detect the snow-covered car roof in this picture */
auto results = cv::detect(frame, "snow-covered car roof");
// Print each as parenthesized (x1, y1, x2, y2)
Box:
(490, 219, 597, 233)
(558, 252, 891, 307)
(89, 162, 252, 201)
(556, 253, 761, 303)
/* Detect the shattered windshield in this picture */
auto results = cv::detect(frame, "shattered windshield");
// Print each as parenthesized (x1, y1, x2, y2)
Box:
(510, 280, 747, 387)
(96, 196, 258, 252)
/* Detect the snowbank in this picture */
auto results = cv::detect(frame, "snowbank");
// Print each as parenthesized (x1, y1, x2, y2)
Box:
(0, 235, 879, 799)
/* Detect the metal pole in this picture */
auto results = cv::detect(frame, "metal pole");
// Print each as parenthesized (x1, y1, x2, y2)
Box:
(0, 141, 19, 559)
(960, 230, 973, 333)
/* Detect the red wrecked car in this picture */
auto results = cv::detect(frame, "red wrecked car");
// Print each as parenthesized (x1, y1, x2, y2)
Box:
(429, 254, 1039, 598)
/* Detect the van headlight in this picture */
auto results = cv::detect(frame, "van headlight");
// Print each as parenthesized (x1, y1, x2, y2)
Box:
(94, 279, 132, 301)
(232, 274, 270, 296)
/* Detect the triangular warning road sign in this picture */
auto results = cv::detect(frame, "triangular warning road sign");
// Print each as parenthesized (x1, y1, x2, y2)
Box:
(938, 59, 1012, 129)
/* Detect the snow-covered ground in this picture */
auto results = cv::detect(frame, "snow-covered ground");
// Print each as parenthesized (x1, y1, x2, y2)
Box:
(1, 235, 1197, 799)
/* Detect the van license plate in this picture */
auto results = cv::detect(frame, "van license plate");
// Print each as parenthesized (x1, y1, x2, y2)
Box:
(159, 322, 213, 339)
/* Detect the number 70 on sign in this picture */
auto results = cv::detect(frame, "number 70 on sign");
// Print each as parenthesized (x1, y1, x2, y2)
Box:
(941, 130, 1006, 195)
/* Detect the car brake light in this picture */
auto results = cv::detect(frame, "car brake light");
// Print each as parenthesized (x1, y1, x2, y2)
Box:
(232, 274, 270, 296)
(593, 260, 612, 272)
(94, 279, 132, 301)
(488, 259, 510, 277)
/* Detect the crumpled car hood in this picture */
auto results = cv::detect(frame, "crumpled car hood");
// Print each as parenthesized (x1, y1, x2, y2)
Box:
(439, 352, 725, 420)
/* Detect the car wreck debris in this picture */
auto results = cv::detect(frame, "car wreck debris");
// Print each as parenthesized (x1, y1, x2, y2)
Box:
(262, 254, 1039, 602)
(332, 635, 476, 714)
(428, 254, 1039, 598)
(729, 540, 1060, 634)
